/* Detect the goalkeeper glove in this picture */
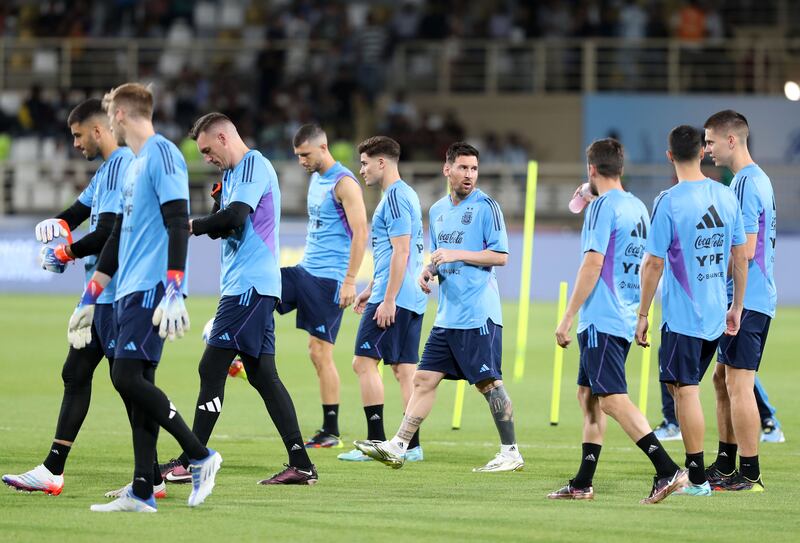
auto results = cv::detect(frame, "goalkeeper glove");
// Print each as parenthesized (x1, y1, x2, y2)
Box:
(40, 244, 74, 273)
(68, 279, 104, 349)
(35, 219, 71, 243)
(152, 270, 190, 341)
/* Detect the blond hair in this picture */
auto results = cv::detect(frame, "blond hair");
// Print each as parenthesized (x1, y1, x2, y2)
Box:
(103, 82, 154, 120)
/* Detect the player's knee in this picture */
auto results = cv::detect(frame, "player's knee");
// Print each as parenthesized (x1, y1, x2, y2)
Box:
(351, 356, 374, 375)
(712, 366, 727, 390)
(110, 363, 138, 397)
(597, 394, 623, 417)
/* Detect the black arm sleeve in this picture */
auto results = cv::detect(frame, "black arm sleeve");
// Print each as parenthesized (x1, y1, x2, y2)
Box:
(96, 214, 123, 277)
(68, 212, 116, 259)
(191, 201, 251, 237)
(55, 200, 91, 231)
(161, 199, 190, 271)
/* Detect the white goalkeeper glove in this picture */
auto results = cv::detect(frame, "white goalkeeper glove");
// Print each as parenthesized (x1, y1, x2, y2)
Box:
(152, 270, 190, 341)
(68, 279, 103, 349)
(36, 218, 71, 243)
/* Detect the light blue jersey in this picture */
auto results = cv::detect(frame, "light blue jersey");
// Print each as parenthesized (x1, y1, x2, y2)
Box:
(77, 147, 133, 304)
(578, 189, 650, 342)
(300, 162, 358, 282)
(429, 188, 507, 329)
(728, 164, 776, 318)
(115, 134, 189, 301)
(647, 179, 746, 340)
(219, 150, 281, 298)
(368, 180, 426, 314)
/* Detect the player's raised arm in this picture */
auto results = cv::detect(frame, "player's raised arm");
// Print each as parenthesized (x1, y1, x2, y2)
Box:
(335, 176, 368, 308)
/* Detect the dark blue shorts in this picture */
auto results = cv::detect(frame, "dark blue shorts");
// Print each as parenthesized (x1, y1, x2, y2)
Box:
(207, 288, 276, 358)
(276, 266, 344, 344)
(576, 326, 631, 394)
(354, 302, 423, 364)
(93, 303, 117, 359)
(114, 284, 165, 363)
(418, 320, 503, 384)
(659, 325, 719, 385)
(717, 309, 771, 371)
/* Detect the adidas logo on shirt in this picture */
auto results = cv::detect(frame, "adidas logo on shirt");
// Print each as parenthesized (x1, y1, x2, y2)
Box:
(585, 454, 596, 462)
(630, 219, 648, 238)
(360, 342, 371, 350)
(218, 332, 231, 341)
(123, 341, 137, 351)
(315, 325, 326, 333)
(479, 364, 490, 372)
(696, 205, 725, 229)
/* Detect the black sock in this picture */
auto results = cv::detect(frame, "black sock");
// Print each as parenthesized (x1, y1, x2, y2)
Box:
(364, 404, 386, 441)
(52, 346, 104, 446)
(152, 461, 163, 485)
(322, 404, 340, 436)
(685, 452, 706, 485)
(43, 442, 71, 475)
(111, 359, 208, 461)
(739, 455, 760, 480)
(191, 346, 232, 450)
(408, 429, 420, 449)
(241, 353, 312, 469)
(714, 441, 738, 474)
(130, 402, 158, 500)
(572, 443, 602, 488)
(636, 432, 680, 478)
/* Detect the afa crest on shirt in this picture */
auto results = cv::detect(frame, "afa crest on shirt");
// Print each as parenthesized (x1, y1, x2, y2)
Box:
(461, 208, 473, 225)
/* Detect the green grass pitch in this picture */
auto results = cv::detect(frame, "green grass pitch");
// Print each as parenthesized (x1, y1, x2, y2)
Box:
(0, 295, 798, 542)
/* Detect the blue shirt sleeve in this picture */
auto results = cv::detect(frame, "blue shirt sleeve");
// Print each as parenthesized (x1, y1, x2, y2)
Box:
(386, 188, 412, 238)
(149, 140, 189, 205)
(78, 175, 97, 207)
(581, 198, 613, 255)
(428, 207, 438, 251)
(646, 192, 672, 258)
(738, 180, 761, 235)
(482, 198, 508, 253)
(229, 155, 271, 211)
(732, 204, 746, 246)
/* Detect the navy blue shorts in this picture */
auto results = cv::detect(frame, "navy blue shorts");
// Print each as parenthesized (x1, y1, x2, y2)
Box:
(114, 284, 165, 363)
(717, 309, 771, 371)
(659, 326, 719, 385)
(93, 303, 117, 359)
(576, 326, 631, 394)
(418, 320, 503, 385)
(354, 302, 423, 364)
(276, 266, 344, 344)
(207, 288, 276, 358)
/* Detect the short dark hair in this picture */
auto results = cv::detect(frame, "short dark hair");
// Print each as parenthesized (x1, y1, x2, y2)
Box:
(668, 125, 704, 162)
(67, 98, 105, 126)
(293, 124, 326, 148)
(357, 136, 401, 161)
(586, 138, 624, 177)
(189, 112, 232, 140)
(704, 109, 749, 139)
(445, 141, 479, 164)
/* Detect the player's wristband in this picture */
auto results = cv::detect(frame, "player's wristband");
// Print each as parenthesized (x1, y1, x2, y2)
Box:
(53, 244, 74, 263)
(79, 279, 104, 306)
(638, 313, 648, 318)
(166, 269, 185, 296)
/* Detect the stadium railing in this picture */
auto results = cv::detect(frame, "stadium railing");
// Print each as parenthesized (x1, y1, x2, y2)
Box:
(1, 37, 799, 95)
